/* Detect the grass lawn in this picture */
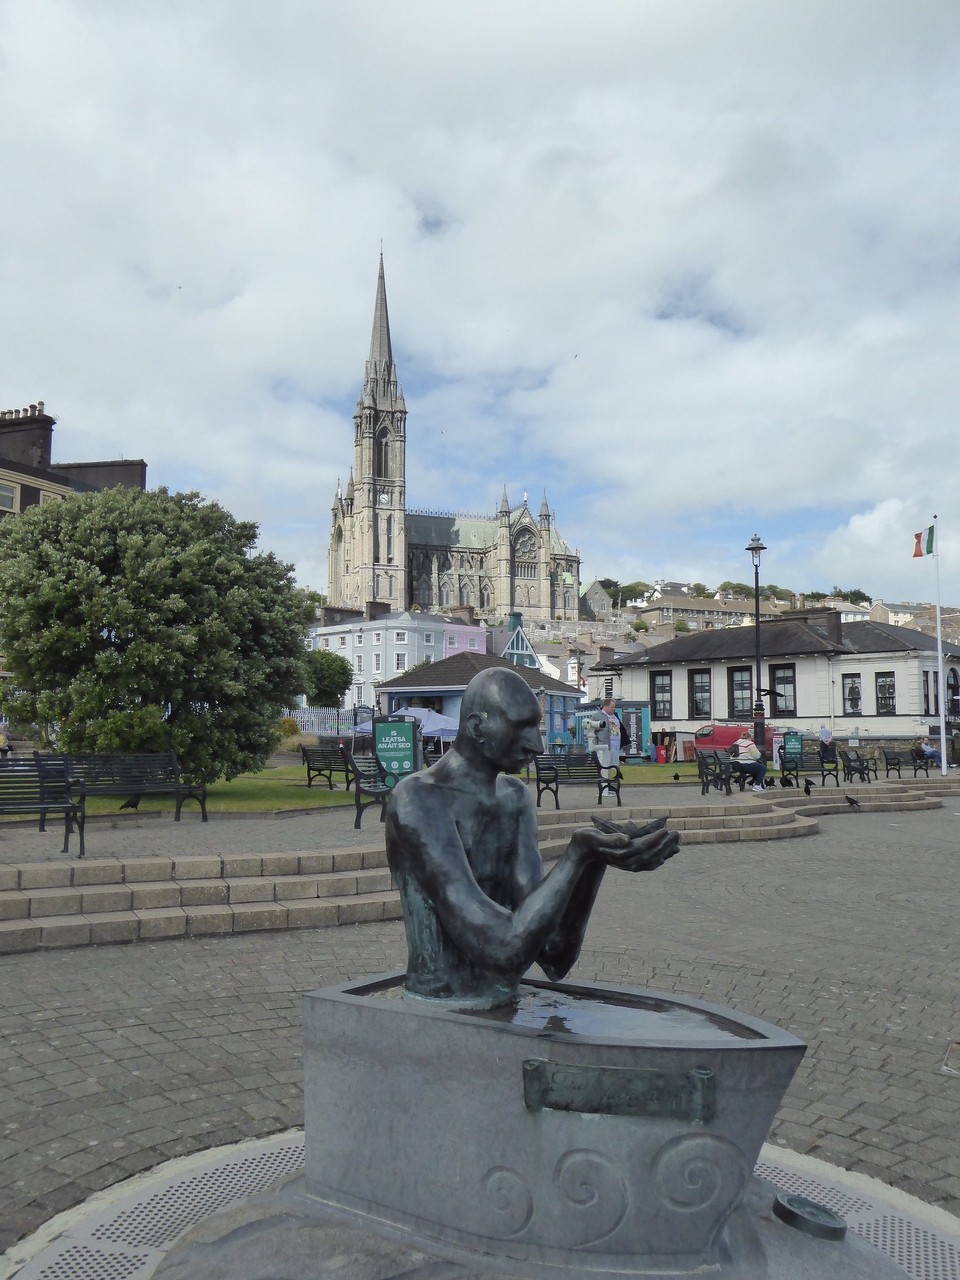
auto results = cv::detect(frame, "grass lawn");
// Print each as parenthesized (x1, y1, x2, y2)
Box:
(67, 762, 354, 821)
(1, 755, 702, 826)
(94, 758, 703, 818)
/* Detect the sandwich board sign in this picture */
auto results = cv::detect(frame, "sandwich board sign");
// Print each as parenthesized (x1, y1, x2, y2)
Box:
(373, 716, 420, 785)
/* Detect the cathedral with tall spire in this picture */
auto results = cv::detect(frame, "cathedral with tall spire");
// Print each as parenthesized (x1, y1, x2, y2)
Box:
(327, 257, 581, 623)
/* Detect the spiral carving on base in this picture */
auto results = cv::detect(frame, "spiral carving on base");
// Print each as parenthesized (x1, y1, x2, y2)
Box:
(553, 1149, 628, 1246)
(652, 1133, 747, 1216)
(479, 1166, 534, 1238)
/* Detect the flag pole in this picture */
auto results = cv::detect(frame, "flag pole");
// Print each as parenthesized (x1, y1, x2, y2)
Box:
(933, 514, 947, 774)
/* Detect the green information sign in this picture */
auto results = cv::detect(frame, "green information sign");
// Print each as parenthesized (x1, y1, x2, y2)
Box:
(374, 717, 419, 785)
(782, 732, 802, 760)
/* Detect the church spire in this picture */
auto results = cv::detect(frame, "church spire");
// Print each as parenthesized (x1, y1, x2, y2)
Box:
(368, 252, 393, 370)
(363, 253, 405, 412)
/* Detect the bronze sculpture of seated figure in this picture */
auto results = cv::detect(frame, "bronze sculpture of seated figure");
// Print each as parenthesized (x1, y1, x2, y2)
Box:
(386, 668, 680, 1009)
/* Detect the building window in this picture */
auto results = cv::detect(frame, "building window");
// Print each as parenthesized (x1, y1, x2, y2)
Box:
(354, 654, 363, 674)
(468, 638, 478, 650)
(688, 670, 711, 719)
(355, 633, 363, 645)
(395, 653, 407, 672)
(39, 490, 62, 505)
(769, 664, 796, 715)
(923, 670, 938, 717)
(376, 429, 390, 478)
(651, 672, 672, 720)
(0, 482, 17, 512)
(728, 667, 752, 718)
(424, 633, 434, 646)
(373, 632, 382, 644)
(323, 638, 330, 649)
(877, 671, 896, 715)
(385, 515, 394, 564)
(374, 652, 381, 673)
(447, 636, 457, 648)
(394, 631, 407, 643)
(948, 668, 960, 718)
(842, 674, 862, 715)
(339, 635, 347, 648)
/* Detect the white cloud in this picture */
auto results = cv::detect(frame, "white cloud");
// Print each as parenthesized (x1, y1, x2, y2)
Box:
(2, 0, 959, 603)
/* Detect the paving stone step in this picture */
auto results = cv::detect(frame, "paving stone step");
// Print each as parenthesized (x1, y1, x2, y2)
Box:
(0, 783, 944, 954)
(0, 889, 405, 952)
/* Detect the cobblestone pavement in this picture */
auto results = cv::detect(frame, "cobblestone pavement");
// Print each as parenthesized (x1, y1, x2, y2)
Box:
(2, 793, 959, 1254)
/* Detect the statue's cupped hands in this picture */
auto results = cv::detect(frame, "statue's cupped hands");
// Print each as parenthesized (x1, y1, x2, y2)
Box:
(578, 815, 681, 873)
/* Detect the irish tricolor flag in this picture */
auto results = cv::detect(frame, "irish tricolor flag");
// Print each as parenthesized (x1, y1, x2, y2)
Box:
(913, 525, 935, 558)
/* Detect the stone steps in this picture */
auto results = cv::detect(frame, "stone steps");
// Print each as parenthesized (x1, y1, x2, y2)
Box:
(0, 781, 946, 954)
(536, 803, 820, 848)
(0, 849, 401, 954)
(767, 781, 944, 816)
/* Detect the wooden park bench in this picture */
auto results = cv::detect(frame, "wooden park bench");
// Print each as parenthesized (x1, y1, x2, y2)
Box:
(338, 746, 399, 829)
(301, 742, 350, 789)
(695, 749, 748, 797)
(44, 751, 207, 821)
(0, 758, 85, 856)
(532, 751, 622, 809)
(777, 744, 840, 788)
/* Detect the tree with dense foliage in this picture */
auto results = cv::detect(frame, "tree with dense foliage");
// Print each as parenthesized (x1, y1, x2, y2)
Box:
(674, 619, 691, 632)
(0, 488, 312, 781)
(619, 579, 651, 601)
(831, 586, 873, 605)
(302, 649, 354, 707)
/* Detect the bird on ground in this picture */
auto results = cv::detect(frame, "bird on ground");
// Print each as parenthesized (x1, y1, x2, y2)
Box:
(803, 779, 814, 796)
(845, 795, 861, 809)
(779, 777, 794, 788)
(672, 772, 680, 781)
(764, 777, 776, 788)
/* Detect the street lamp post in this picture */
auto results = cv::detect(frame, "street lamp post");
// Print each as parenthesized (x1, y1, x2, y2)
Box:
(746, 535, 767, 757)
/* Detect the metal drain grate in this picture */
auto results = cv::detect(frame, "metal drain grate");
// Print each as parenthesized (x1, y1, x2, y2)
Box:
(29, 1246, 153, 1280)
(88, 1143, 305, 1249)
(857, 1215, 960, 1280)
(755, 1158, 875, 1217)
(9, 1136, 960, 1280)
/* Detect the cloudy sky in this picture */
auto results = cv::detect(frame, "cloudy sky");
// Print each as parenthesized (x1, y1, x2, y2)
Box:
(2, 0, 958, 606)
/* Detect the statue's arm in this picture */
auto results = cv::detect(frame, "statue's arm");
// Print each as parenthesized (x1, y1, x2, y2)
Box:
(390, 786, 595, 977)
(509, 789, 606, 982)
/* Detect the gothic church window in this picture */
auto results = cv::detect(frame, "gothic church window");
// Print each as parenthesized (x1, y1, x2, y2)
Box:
(376, 428, 390, 478)
(514, 529, 538, 580)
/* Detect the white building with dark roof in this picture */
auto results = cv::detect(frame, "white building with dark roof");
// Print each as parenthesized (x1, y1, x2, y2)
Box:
(590, 608, 960, 739)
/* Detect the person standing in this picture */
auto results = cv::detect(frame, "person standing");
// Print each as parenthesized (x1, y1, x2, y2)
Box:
(592, 697, 630, 767)
(732, 729, 767, 792)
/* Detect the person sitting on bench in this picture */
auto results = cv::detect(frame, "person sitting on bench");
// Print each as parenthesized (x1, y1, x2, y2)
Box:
(732, 729, 767, 793)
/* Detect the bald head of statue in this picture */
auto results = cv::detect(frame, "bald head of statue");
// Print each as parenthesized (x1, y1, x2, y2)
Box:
(455, 668, 545, 775)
